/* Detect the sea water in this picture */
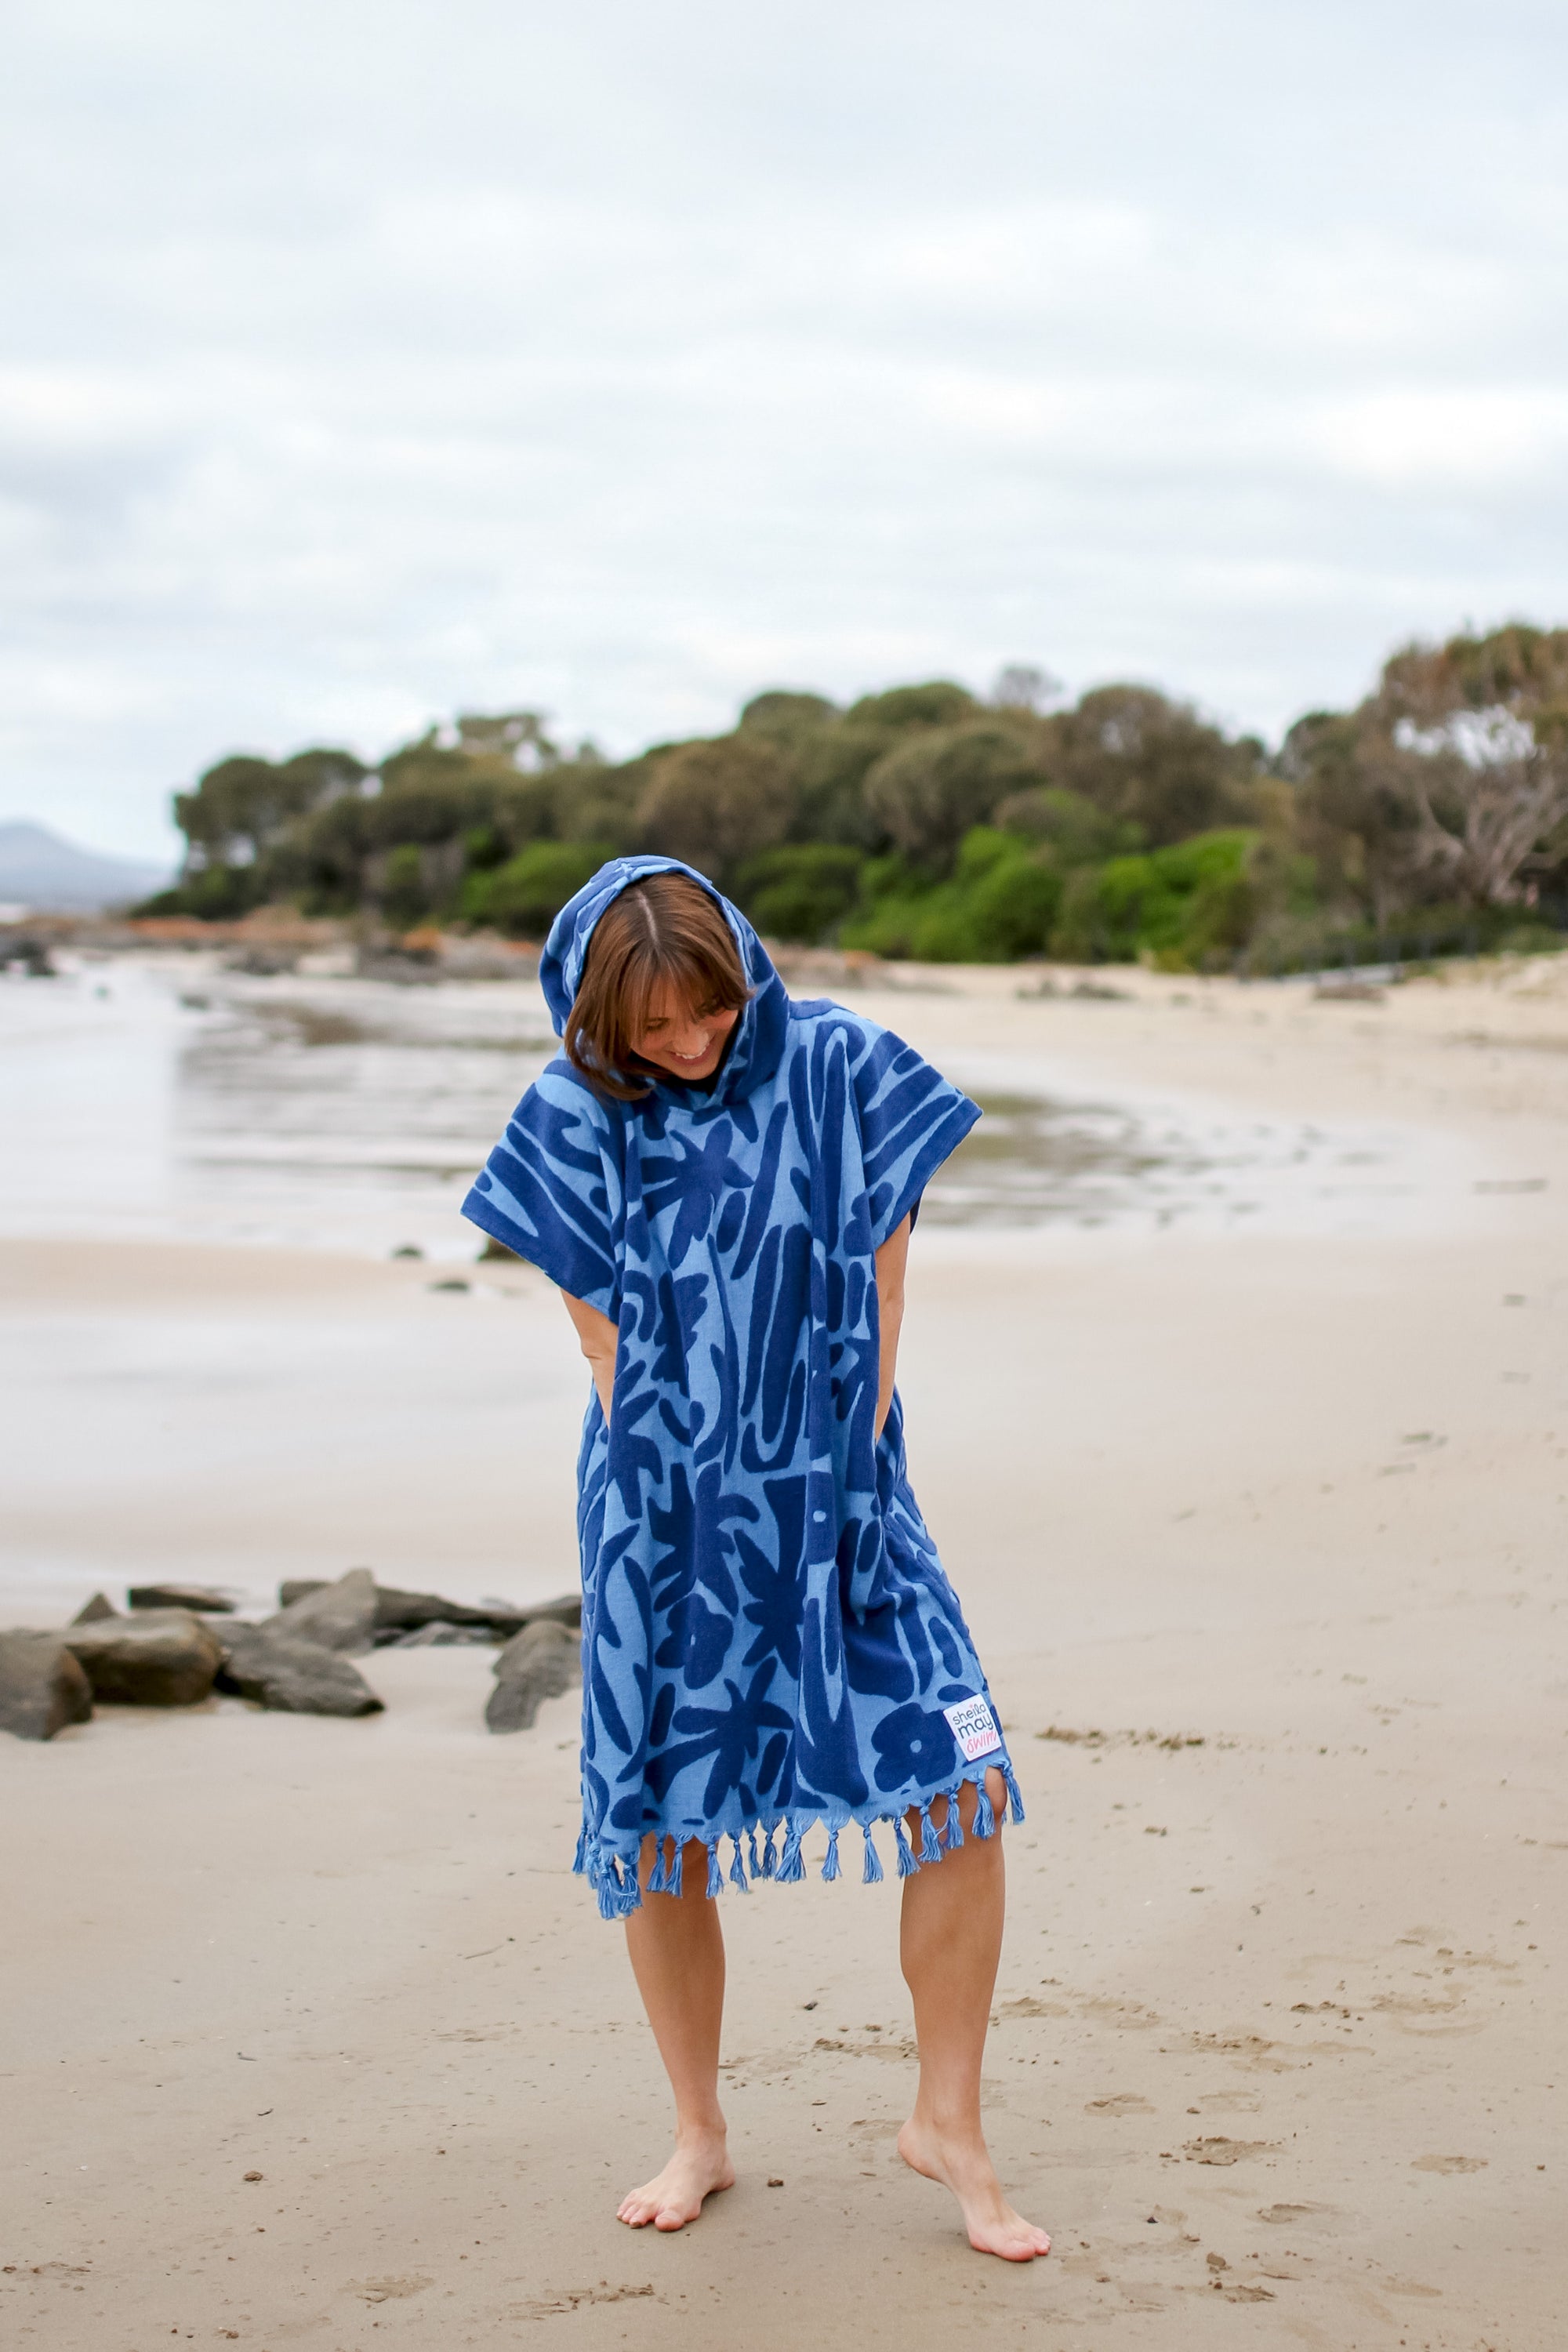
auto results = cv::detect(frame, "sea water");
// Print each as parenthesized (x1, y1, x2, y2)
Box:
(0, 950, 1480, 1256)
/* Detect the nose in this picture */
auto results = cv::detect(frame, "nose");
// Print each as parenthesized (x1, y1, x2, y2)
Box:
(669, 1015, 712, 1056)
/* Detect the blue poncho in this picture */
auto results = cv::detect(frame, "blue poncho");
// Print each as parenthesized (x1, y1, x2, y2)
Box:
(463, 856, 1022, 1915)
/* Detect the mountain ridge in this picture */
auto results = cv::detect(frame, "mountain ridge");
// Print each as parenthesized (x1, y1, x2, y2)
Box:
(0, 820, 175, 913)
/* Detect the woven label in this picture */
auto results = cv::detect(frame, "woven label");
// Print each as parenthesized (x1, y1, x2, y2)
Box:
(943, 1696, 1002, 1763)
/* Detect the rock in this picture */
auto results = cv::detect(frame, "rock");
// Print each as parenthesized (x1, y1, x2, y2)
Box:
(383, 1621, 495, 1648)
(486, 1620, 581, 1733)
(216, 1624, 384, 1717)
(127, 1582, 237, 1614)
(0, 1632, 94, 1740)
(71, 1592, 119, 1624)
(265, 1567, 378, 1654)
(60, 1610, 224, 1706)
(278, 1577, 581, 1639)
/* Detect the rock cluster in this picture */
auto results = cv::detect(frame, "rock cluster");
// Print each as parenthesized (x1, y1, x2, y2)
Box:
(1, 1571, 582, 1740)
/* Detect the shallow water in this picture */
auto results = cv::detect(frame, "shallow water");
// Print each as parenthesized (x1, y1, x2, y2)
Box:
(0, 953, 1467, 1255)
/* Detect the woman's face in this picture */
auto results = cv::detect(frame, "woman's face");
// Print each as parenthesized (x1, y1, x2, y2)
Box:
(631, 980, 739, 1081)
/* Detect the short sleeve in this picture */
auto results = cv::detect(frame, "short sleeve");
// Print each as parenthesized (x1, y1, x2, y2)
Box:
(460, 1064, 622, 1316)
(848, 1019, 981, 1247)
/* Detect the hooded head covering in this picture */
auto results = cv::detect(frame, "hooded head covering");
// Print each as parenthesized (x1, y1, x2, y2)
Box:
(538, 855, 789, 1108)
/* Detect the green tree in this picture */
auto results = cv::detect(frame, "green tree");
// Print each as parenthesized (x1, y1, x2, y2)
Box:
(733, 845, 866, 942)
(465, 841, 614, 938)
(1039, 686, 1258, 848)
(173, 746, 368, 871)
(636, 735, 795, 883)
(862, 721, 1045, 873)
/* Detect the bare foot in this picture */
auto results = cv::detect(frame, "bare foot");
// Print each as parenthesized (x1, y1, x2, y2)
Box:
(897, 2118, 1051, 2262)
(616, 2128, 735, 2232)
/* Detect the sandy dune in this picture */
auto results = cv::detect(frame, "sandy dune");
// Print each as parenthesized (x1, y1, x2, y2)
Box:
(2, 964, 1565, 2348)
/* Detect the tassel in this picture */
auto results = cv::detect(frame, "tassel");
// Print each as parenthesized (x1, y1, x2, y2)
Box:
(668, 1842, 684, 1899)
(760, 1824, 778, 1879)
(747, 1825, 761, 1880)
(647, 1836, 669, 1896)
(942, 1788, 965, 1852)
(920, 1806, 942, 1864)
(862, 1823, 884, 1884)
(706, 1842, 724, 1900)
(1003, 1761, 1026, 1824)
(894, 1816, 919, 1876)
(572, 1823, 588, 1875)
(972, 1779, 996, 1841)
(730, 1834, 750, 1893)
(821, 1826, 841, 1882)
(777, 1821, 806, 1882)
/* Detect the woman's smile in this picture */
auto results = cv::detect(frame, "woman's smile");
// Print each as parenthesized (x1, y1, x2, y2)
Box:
(632, 980, 739, 1080)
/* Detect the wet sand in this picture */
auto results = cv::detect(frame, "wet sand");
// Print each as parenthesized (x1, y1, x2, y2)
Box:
(3, 963, 1566, 2348)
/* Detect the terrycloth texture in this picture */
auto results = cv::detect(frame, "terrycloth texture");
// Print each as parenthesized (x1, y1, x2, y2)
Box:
(463, 856, 1022, 1915)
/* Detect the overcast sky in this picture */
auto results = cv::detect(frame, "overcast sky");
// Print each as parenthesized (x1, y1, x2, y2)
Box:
(5, 0, 1566, 858)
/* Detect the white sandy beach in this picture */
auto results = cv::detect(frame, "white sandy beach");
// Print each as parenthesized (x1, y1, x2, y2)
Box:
(3, 961, 1566, 2349)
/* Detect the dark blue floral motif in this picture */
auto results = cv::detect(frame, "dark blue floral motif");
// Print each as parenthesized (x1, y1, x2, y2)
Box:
(461, 855, 1017, 1916)
(871, 1701, 960, 1793)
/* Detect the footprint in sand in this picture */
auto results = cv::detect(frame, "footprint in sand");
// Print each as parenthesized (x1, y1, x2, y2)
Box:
(1085, 2093, 1155, 2115)
(1410, 2154, 1488, 2175)
(1258, 2201, 1341, 2229)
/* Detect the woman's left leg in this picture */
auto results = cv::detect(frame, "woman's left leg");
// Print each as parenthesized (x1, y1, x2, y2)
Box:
(897, 1769, 1052, 2261)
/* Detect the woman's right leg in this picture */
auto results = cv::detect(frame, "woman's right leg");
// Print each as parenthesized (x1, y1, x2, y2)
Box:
(617, 1835, 735, 2230)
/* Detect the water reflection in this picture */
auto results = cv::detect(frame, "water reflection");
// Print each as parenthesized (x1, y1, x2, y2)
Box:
(0, 957, 1448, 1253)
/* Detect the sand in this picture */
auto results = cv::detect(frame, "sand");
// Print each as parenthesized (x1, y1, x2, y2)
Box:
(2, 962, 1565, 2349)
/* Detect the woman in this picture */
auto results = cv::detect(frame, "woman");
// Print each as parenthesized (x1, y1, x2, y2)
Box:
(463, 855, 1050, 2263)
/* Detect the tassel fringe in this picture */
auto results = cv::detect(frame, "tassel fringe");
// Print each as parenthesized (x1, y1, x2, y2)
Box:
(573, 1763, 1022, 1920)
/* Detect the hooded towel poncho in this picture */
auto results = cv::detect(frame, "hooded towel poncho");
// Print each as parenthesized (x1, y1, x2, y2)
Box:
(462, 856, 1022, 1915)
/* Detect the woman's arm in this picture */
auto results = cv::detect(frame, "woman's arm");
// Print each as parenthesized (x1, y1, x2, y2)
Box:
(874, 1213, 911, 1440)
(561, 1290, 619, 1422)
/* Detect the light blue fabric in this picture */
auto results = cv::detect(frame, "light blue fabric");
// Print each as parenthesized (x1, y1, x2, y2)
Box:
(463, 856, 1022, 1915)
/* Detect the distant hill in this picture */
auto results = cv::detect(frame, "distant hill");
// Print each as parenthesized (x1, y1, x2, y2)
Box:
(0, 820, 174, 913)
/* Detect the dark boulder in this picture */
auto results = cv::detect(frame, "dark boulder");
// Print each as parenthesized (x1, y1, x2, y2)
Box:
(383, 1621, 495, 1648)
(216, 1624, 383, 1717)
(0, 1632, 94, 1740)
(71, 1592, 119, 1624)
(60, 1609, 223, 1706)
(277, 1577, 580, 1639)
(127, 1582, 237, 1614)
(265, 1567, 378, 1654)
(486, 1620, 581, 1734)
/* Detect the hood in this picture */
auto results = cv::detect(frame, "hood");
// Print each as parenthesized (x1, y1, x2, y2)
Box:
(538, 855, 790, 1107)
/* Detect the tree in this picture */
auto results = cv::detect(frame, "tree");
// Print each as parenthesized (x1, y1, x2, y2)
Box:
(453, 710, 558, 768)
(1287, 626, 1568, 915)
(738, 690, 840, 743)
(1039, 686, 1257, 848)
(862, 721, 1045, 873)
(173, 746, 367, 870)
(1374, 627, 1568, 906)
(989, 662, 1061, 713)
(637, 735, 795, 882)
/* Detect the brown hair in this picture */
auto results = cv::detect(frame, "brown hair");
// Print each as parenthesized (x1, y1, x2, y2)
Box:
(564, 873, 751, 1101)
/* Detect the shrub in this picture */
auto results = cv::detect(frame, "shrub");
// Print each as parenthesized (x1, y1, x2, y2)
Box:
(734, 845, 866, 943)
(463, 841, 613, 938)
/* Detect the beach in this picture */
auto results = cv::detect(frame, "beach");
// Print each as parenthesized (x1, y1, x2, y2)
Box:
(2, 957, 1565, 2348)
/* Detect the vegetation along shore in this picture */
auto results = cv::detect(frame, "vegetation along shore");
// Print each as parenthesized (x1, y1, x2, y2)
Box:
(136, 623, 1568, 976)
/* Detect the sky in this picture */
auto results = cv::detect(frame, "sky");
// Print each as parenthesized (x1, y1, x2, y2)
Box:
(4, 1, 1566, 860)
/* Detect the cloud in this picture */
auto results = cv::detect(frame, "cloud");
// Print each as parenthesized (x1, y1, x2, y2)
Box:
(2, 0, 1566, 854)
